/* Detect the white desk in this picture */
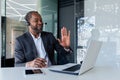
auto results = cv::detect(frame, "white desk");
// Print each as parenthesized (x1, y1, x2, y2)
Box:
(0, 64, 120, 80)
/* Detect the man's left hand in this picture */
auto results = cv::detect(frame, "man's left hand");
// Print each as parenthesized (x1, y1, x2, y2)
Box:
(58, 27, 70, 48)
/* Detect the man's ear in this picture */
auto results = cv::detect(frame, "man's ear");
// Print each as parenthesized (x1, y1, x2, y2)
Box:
(26, 21, 30, 26)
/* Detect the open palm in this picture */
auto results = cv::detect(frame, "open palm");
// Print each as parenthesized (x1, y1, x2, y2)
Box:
(58, 27, 70, 48)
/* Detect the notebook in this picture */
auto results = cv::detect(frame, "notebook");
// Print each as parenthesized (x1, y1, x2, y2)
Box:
(49, 40, 102, 75)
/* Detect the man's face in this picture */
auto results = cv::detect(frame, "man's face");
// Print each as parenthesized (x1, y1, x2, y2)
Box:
(29, 13, 43, 33)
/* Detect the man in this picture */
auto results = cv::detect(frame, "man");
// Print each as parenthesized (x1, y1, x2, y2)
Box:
(14, 11, 72, 68)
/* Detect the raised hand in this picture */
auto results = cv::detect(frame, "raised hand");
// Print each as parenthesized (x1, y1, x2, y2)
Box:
(58, 27, 70, 48)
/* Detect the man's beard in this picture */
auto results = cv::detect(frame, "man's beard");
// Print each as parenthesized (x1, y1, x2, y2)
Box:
(30, 26, 43, 33)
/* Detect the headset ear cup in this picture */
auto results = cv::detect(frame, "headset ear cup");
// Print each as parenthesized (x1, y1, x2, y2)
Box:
(26, 21, 30, 26)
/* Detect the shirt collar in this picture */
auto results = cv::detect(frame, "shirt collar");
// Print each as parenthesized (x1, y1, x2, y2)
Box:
(30, 32, 41, 39)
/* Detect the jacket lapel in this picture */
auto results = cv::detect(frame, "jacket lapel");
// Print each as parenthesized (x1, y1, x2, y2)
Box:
(41, 32, 48, 52)
(26, 32, 38, 58)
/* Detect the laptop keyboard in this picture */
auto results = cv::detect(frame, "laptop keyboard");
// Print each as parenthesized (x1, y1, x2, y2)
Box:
(62, 64, 81, 72)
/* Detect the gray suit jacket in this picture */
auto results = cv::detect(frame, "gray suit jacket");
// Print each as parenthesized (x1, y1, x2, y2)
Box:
(14, 31, 70, 67)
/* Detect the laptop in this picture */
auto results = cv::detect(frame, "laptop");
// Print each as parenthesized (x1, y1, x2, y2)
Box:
(49, 40, 102, 75)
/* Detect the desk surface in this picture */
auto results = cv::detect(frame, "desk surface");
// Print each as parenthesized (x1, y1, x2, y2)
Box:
(0, 63, 120, 80)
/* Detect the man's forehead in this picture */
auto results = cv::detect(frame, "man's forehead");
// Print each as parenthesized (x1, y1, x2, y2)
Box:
(31, 13, 42, 19)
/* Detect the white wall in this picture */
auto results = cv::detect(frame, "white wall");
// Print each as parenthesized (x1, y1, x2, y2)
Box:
(85, 0, 120, 67)
(0, 0, 1, 67)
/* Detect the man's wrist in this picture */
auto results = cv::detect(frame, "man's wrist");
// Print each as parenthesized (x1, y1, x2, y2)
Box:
(26, 62, 32, 68)
(64, 46, 70, 49)
(26, 62, 30, 67)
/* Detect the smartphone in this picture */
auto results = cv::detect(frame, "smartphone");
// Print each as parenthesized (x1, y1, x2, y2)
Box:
(25, 69, 43, 75)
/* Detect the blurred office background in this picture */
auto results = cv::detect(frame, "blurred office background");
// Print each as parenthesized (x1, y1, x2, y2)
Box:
(0, 0, 120, 68)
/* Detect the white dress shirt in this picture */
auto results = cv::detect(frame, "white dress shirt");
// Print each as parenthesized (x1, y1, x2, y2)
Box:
(30, 33, 51, 67)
